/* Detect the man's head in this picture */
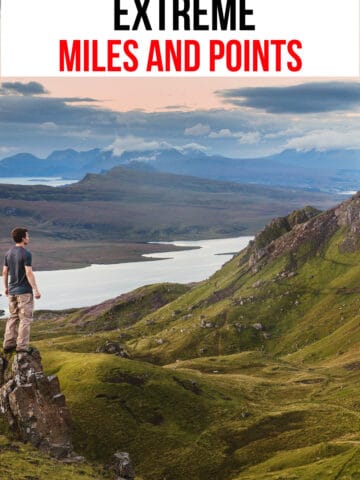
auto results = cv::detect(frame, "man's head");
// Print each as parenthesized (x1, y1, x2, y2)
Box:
(12, 227, 29, 245)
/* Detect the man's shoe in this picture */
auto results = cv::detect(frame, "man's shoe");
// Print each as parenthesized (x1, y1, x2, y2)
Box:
(3, 346, 16, 354)
(16, 346, 33, 354)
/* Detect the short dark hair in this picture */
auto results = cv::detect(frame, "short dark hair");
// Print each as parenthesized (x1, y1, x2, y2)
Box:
(12, 227, 28, 243)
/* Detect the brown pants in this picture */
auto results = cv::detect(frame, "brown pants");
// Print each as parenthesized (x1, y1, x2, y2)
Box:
(3, 293, 34, 350)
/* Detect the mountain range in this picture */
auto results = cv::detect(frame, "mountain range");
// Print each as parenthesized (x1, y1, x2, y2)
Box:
(1, 147, 359, 192)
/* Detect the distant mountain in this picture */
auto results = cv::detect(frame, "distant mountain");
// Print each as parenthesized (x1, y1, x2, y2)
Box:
(0, 148, 117, 178)
(143, 148, 360, 192)
(0, 165, 337, 246)
(1, 147, 359, 192)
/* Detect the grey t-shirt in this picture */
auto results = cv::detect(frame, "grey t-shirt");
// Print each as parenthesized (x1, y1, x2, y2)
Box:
(4, 246, 33, 295)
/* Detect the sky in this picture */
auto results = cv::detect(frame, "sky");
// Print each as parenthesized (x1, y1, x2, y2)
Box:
(0, 77, 359, 159)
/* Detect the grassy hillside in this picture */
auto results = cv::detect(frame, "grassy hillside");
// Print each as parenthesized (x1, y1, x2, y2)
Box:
(0, 166, 340, 269)
(0, 433, 110, 480)
(2, 194, 360, 479)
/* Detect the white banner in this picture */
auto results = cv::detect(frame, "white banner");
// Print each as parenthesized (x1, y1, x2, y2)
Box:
(0, 0, 359, 77)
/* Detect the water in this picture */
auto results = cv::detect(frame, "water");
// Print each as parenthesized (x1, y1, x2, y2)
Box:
(0, 237, 252, 312)
(0, 177, 78, 187)
(338, 191, 357, 195)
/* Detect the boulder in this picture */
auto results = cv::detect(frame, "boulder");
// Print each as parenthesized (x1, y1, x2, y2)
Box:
(200, 319, 216, 329)
(106, 451, 135, 480)
(96, 341, 130, 358)
(0, 348, 73, 459)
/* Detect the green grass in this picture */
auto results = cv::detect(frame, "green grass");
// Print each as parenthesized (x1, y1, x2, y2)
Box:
(0, 434, 109, 479)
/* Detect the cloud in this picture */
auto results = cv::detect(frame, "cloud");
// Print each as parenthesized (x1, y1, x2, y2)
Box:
(209, 129, 261, 144)
(209, 129, 234, 138)
(105, 135, 172, 156)
(105, 136, 210, 157)
(61, 97, 97, 103)
(125, 154, 158, 162)
(1, 81, 48, 96)
(237, 131, 261, 145)
(180, 143, 210, 153)
(184, 123, 211, 136)
(264, 127, 303, 140)
(217, 82, 360, 114)
(164, 104, 188, 110)
(284, 129, 360, 151)
(2, 83, 357, 159)
(0, 146, 15, 156)
(0, 93, 284, 158)
(0, 95, 119, 126)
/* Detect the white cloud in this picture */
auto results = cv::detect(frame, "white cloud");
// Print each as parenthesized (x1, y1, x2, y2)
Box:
(184, 123, 211, 137)
(209, 129, 233, 138)
(237, 131, 261, 145)
(209, 128, 261, 144)
(180, 143, 210, 152)
(105, 135, 173, 156)
(264, 127, 303, 140)
(128, 154, 158, 162)
(285, 129, 360, 151)
(0, 146, 15, 157)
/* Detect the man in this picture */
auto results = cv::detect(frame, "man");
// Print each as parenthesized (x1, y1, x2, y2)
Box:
(2, 227, 41, 354)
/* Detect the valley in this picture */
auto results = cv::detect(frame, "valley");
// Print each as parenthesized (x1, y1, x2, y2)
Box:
(1, 193, 360, 479)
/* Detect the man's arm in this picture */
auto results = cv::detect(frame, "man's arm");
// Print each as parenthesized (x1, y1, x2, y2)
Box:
(3, 266, 9, 296)
(25, 266, 41, 299)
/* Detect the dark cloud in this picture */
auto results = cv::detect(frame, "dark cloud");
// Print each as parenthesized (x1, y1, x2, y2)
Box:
(164, 105, 188, 110)
(217, 82, 360, 114)
(61, 97, 97, 103)
(0, 96, 118, 126)
(1, 81, 49, 96)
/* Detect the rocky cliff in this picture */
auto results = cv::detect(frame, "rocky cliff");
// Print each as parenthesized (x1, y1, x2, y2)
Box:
(248, 192, 360, 271)
(0, 348, 73, 459)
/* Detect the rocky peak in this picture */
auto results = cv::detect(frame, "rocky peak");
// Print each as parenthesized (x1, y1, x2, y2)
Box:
(248, 193, 360, 271)
(0, 348, 73, 459)
(253, 205, 321, 251)
(335, 191, 360, 226)
(248, 205, 322, 269)
(335, 191, 360, 252)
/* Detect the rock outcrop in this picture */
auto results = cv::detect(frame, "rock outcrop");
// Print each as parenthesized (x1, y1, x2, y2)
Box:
(248, 193, 360, 271)
(335, 192, 360, 252)
(96, 341, 130, 358)
(105, 451, 135, 480)
(0, 348, 73, 458)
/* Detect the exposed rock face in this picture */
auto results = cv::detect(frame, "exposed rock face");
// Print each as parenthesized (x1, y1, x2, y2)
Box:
(248, 194, 360, 271)
(335, 192, 360, 253)
(106, 451, 135, 480)
(0, 348, 73, 459)
(248, 206, 322, 271)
